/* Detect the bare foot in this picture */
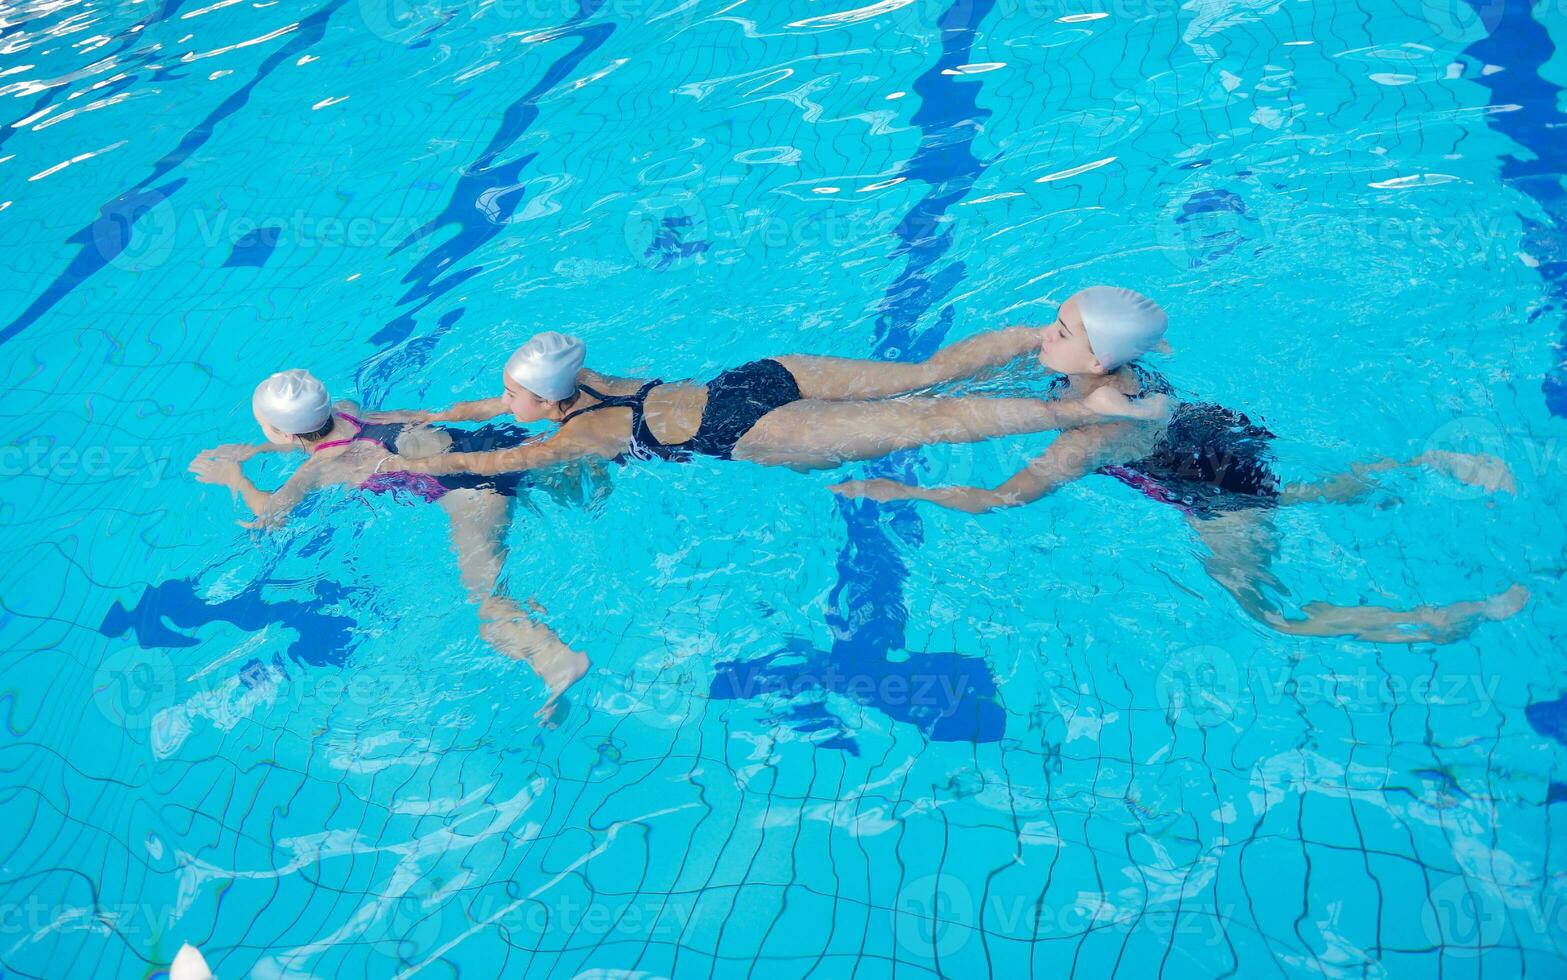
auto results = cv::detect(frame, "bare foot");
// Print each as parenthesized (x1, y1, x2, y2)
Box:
(534, 647, 589, 715)
(477, 603, 590, 724)
(1414, 584, 1530, 644)
(1287, 584, 1529, 645)
(536, 693, 571, 728)
(1481, 584, 1530, 620)
(1419, 450, 1516, 494)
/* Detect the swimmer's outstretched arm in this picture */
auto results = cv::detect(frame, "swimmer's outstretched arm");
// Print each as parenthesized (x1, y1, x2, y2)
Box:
(193, 441, 299, 465)
(241, 466, 327, 529)
(363, 396, 508, 425)
(400, 430, 599, 477)
(778, 326, 1044, 401)
(435, 397, 508, 422)
(367, 370, 631, 425)
(905, 324, 1045, 381)
(190, 455, 324, 529)
(831, 425, 1132, 514)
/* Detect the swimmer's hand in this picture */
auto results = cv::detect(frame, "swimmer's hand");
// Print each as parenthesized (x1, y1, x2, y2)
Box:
(1415, 450, 1517, 495)
(192, 444, 271, 467)
(830, 478, 917, 503)
(363, 408, 436, 425)
(1085, 388, 1171, 423)
(188, 456, 245, 487)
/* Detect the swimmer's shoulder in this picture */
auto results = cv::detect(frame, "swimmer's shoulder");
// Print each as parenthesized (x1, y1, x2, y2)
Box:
(577, 368, 645, 395)
(1110, 370, 1141, 396)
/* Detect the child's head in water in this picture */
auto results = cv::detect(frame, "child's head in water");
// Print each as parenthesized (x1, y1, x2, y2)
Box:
(502, 331, 586, 422)
(1038, 286, 1168, 376)
(252, 369, 335, 444)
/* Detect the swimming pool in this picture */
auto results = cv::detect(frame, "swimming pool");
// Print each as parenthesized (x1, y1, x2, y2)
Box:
(3, 0, 1566, 975)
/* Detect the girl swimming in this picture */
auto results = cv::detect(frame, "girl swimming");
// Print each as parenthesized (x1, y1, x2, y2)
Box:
(832, 286, 1528, 645)
(188, 370, 589, 719)
(386, 329, 1167, 478)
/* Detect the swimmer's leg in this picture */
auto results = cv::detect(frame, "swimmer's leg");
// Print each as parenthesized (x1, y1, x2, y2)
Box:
(439, 488, 588, 722)
(1190, 511, 1528, 644)
(774, 326, 1040, 401)
(1280, 451, 1515, 505)
(734, 393, 1158, 469)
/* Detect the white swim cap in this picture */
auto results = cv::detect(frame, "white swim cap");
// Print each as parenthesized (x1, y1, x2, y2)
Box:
(169, 943, 214, 980)
(253, 368, 332, 435)
(505, 331, 585, 401)
(1075, 286, 1168, 370)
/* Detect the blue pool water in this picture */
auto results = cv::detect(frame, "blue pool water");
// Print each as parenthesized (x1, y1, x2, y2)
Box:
(3, 0, 1567, 976)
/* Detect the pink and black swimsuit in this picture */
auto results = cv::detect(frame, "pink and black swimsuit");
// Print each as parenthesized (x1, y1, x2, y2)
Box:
(1093, 367, 1281, 521)
(312, 413, 533, 502)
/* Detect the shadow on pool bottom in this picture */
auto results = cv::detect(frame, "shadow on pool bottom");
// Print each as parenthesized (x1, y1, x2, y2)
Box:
(98, 576, 362, 668)
(710, 639, 1004, 752)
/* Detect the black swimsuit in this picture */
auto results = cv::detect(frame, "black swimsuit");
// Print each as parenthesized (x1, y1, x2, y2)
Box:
(560, 359, 803, 461)
(1095, 366, 1281, 519)
(344, 419, 534, 497)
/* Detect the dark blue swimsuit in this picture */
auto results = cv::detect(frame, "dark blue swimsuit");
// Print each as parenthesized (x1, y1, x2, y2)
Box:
(1095, 366, 1281, 519)
(560, 359, 803, 461)
(335, 417, 534, 498)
